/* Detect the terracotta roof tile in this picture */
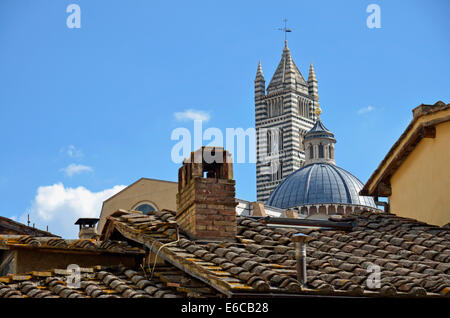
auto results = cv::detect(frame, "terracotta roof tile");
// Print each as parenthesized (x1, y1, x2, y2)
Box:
(5, 208, 448, 298)
(0, 265, 222, 298)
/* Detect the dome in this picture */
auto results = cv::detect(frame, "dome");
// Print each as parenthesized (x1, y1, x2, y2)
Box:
(266, 163, 376, 209)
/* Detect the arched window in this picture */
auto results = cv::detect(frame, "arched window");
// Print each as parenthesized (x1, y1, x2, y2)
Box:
(299, 131, 303, 151)
(278, 128, 283, 151)
(277, 161, 283, 180)
(134, 203, 156, 214)
(309, 145, 314, 159)
(318, 144, 324, 158)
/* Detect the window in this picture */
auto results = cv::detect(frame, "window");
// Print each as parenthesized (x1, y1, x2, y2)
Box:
(299, 131, 304, 150)
(267, 130, 272, 155)
(267, 98, 283, 118)
(277, 162, 283, 180)
(319, 144, 324, 158)
(309, 145, 314, 159)
(278, 129, 283, 151)
(134, 203, 156, 214)
(299, 98, 309, 118)
(269, 160, 282, 181)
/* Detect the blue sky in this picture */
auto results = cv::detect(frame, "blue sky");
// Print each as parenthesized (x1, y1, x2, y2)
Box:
(0, 0, 449, 237)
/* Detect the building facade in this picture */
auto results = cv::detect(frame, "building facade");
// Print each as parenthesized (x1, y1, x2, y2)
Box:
(361, 101, 450, 226)
(255, 41, 319, 202)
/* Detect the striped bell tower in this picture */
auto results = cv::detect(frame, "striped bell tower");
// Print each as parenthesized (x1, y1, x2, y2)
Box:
(255, 41, 320, 202)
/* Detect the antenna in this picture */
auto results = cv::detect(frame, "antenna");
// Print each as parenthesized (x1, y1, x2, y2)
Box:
(278, 18, 292, 42)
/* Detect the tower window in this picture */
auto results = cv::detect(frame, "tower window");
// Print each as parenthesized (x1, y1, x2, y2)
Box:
(279, 129, 283, 151)
(309, 145, 314, 159)
(277, 162, 283, 180)
(319, 144, 324, 158)
(299, 131, 304, 150)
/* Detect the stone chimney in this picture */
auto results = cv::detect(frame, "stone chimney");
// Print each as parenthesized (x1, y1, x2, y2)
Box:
(176, 147, 237, 241)
(75, 218, 99, 240)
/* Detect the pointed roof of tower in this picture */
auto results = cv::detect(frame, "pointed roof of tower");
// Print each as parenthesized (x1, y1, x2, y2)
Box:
(304, 117, 335, 142)
(255, 60, 265, 80)
(267, 41, 306, 91)
(308, 62, 317, 83)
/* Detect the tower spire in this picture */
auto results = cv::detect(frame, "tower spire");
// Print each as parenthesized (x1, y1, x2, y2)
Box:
(256, 60, 264, 80)
(254, 60, 266, 101)
(308, 62, 319, 102)
(267, 41, 306, 92)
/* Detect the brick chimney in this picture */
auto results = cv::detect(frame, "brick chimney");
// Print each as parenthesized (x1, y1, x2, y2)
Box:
(176, 147, 237, 241)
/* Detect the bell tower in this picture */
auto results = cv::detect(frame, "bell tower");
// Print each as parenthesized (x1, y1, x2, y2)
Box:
(255, 41, 319, 202)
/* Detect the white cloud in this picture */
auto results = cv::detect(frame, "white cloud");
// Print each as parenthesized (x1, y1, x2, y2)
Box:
(357, 106, 375, 115)
(62, 145, 84, 158)
(61, 164, 93, 177)
(174, 109, 210, 122)
(20, 183, 126, 238)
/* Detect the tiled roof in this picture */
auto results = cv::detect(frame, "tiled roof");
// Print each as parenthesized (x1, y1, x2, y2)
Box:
(0, 265, 222, 298)
(0, 235, 144, 254)
(0, 216, 56, 237)
(102, 209, 450, 298)
(1, 209, 448, 298)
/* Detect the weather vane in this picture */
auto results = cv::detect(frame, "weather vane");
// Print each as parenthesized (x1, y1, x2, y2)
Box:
(278, 18, 292, 42)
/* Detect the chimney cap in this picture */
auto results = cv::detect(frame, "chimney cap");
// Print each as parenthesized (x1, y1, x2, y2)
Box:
(292, 233, 311, 243)
(75, 218, 99, 226)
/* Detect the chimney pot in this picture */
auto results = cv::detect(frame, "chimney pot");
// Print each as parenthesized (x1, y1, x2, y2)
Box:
(75, 218, 99, 240)
(292, 233, 311, 287)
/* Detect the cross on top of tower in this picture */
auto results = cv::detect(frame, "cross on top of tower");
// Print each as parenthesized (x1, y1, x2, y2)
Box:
(278, 18, 292, 43)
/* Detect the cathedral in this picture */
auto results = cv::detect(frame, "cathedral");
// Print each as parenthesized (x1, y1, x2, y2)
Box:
(255, 41, 378, 215)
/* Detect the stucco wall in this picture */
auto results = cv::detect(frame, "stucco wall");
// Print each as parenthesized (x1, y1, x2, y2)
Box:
(97, 178, 177, 233)
(390, 121, 450, 226)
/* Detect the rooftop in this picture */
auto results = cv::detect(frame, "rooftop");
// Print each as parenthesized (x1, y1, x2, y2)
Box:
(2, 208, 447, 298)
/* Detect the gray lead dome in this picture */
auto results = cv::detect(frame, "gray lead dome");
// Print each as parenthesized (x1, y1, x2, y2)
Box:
(266, 163, 376, 209)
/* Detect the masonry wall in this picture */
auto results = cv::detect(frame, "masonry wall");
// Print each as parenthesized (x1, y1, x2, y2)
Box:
(176, 177, 237, 240)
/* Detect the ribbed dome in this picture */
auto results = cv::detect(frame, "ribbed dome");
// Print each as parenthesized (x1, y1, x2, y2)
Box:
(266, 163, 376, 209)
